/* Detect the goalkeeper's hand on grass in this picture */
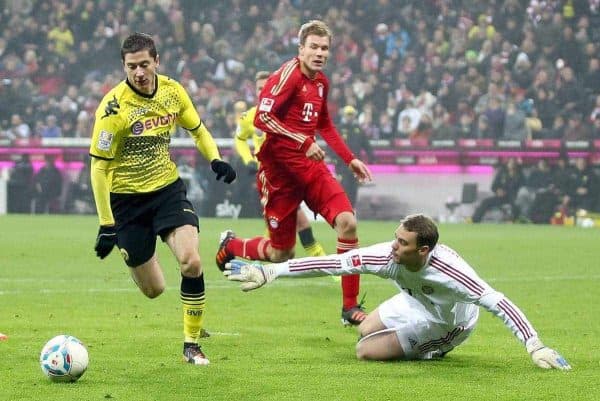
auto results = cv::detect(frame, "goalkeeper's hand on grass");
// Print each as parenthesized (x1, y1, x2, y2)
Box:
(224, 260, 276, 291)
(95, 225, 117, 259)
(526, 338, 571, 370)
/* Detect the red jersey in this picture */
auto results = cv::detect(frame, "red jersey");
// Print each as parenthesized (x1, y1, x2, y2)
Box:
(254, 57, 355, 165)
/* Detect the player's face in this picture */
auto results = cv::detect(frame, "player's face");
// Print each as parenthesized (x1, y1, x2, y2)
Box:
(299, 34, 330, 77)
(123, 50, 159, 95)
(255, 78, 267, 97)
(391, 226, 428, 271)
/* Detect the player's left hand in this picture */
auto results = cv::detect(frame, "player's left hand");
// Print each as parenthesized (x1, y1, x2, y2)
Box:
(95, 225, 117, 259)
(211, 159, 237, 183)
(224, 260, 276, 291)
(348, 159, 373, 183)
(527, 338, 571, 370)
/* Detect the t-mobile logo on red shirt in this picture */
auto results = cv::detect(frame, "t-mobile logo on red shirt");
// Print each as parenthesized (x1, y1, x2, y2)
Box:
(302, 103, 314, 122)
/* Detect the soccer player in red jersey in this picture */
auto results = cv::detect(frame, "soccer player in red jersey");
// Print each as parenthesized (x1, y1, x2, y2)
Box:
(216, 20, 372, 325)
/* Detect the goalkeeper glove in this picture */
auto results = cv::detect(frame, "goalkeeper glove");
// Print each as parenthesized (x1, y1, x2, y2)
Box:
(224, 259, 277, 291)
(526, 338, 571, 370)
(211, 159, 237, 183)
(95, 225, 117, 259)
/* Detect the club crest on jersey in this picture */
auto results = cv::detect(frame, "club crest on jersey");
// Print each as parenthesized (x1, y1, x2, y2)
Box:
(97, 130, 114, 151)
(259, 98, 274, 112)
(268, 216, 279, 229)
(317, 83, 324, 98)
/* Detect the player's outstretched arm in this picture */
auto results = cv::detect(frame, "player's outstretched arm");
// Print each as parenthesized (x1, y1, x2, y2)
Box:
(223, 260, 278, 291)
(526, 338, 571, 370)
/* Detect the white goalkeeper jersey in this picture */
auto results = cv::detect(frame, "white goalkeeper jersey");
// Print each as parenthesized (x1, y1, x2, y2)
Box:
(278, 242, 538, 347)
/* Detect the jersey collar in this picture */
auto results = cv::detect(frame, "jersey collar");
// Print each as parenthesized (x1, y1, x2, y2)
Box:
(125, 75, 158, 98)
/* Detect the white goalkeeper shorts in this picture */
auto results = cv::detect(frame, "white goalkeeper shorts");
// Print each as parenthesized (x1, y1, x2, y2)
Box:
(378, 292, 479, 360)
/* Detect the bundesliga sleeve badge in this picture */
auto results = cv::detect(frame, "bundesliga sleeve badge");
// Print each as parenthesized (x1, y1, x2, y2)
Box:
(259, 98, 274, 112)
(97, 130, 114, 151)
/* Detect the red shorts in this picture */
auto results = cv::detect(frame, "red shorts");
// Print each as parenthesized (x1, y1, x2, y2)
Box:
(256, 160, 353, 250)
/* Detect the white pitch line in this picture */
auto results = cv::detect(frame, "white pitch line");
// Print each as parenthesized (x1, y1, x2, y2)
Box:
(1, 274, 599, 296)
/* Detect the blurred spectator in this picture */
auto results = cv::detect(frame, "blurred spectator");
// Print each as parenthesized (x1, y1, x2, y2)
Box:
(334, 105, 374, 207)
(64, 160, 94, 214)
(515, 159, 554, 222)
(569, 157, 599, 212)
(47, 19, 74, 58)
(40, 115, 62, 138)
(472, 158, 524, 223)
(5, 114, 31, 141)
(555, 66, 583, 113)
(502, 101, 529, 140)
(483, 96, 505, 138)
(564, 113, 592, 140)
(7, 154, 33, 213)
(33, 155, 63, 214)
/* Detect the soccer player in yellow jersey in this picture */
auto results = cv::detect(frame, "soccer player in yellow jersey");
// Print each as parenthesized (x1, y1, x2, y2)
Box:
(89, 33, 236, 366)
(230, 71, 326, 260)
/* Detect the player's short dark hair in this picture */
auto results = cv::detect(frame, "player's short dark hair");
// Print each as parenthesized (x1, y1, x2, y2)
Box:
(400, 214, 439, 250)
(121, 33, 157, 62)
(298, 20, 332, 46)
(255, 71, 270, 81)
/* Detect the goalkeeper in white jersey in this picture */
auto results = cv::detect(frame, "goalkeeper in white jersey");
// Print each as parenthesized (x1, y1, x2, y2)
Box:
(224, 214, 570, 370)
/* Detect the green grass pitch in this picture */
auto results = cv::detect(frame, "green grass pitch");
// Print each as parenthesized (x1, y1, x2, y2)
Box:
(1, 215, 599, 400)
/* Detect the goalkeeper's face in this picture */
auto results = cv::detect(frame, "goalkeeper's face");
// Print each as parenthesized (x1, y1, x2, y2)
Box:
(123, 50, 159, 95)
(391, 226, 429, 271)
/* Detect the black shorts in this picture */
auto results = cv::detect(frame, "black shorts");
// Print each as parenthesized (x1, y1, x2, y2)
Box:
(111, 178, 199, 267)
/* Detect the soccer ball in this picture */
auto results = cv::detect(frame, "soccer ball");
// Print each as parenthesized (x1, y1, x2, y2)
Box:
(40, 335, 89, 382)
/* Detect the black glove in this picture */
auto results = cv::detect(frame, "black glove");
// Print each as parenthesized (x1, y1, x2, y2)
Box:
(95, 226, 117, 259)
(247, 160, 259, 175)
(211, 159, 237, 184)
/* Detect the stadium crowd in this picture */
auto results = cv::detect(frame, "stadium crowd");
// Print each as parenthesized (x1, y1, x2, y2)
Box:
(1, 0, 600, 218)
(1, 0, 600, 142)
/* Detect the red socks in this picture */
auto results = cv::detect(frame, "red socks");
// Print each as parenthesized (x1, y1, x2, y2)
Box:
(338, 238, 359, 309)
(227, 237, 271, 260)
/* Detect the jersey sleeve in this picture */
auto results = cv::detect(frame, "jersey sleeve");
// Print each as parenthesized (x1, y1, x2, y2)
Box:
(175, 81, 202, 130)
(253, 62, 313, 149)
(234, 109, 258, 165)
(89, 94, 126, 160)
(429, 253, 538, 347)
(272, 242, 396, 279)
(316, 81, 355, 164)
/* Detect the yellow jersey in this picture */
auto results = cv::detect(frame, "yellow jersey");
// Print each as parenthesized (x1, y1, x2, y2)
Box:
(234, 106, 266, 165)
(90, 74, 219, 194)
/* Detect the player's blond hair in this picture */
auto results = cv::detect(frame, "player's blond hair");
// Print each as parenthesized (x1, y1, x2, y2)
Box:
(298, 20, 332, 46)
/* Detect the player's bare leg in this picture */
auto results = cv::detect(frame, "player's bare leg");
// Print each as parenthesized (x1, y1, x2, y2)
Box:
(166, 225, 209, 365)
(334, 211, 364, 325)
(129, 254, 166, 299)
(355, 307, 404, 360)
